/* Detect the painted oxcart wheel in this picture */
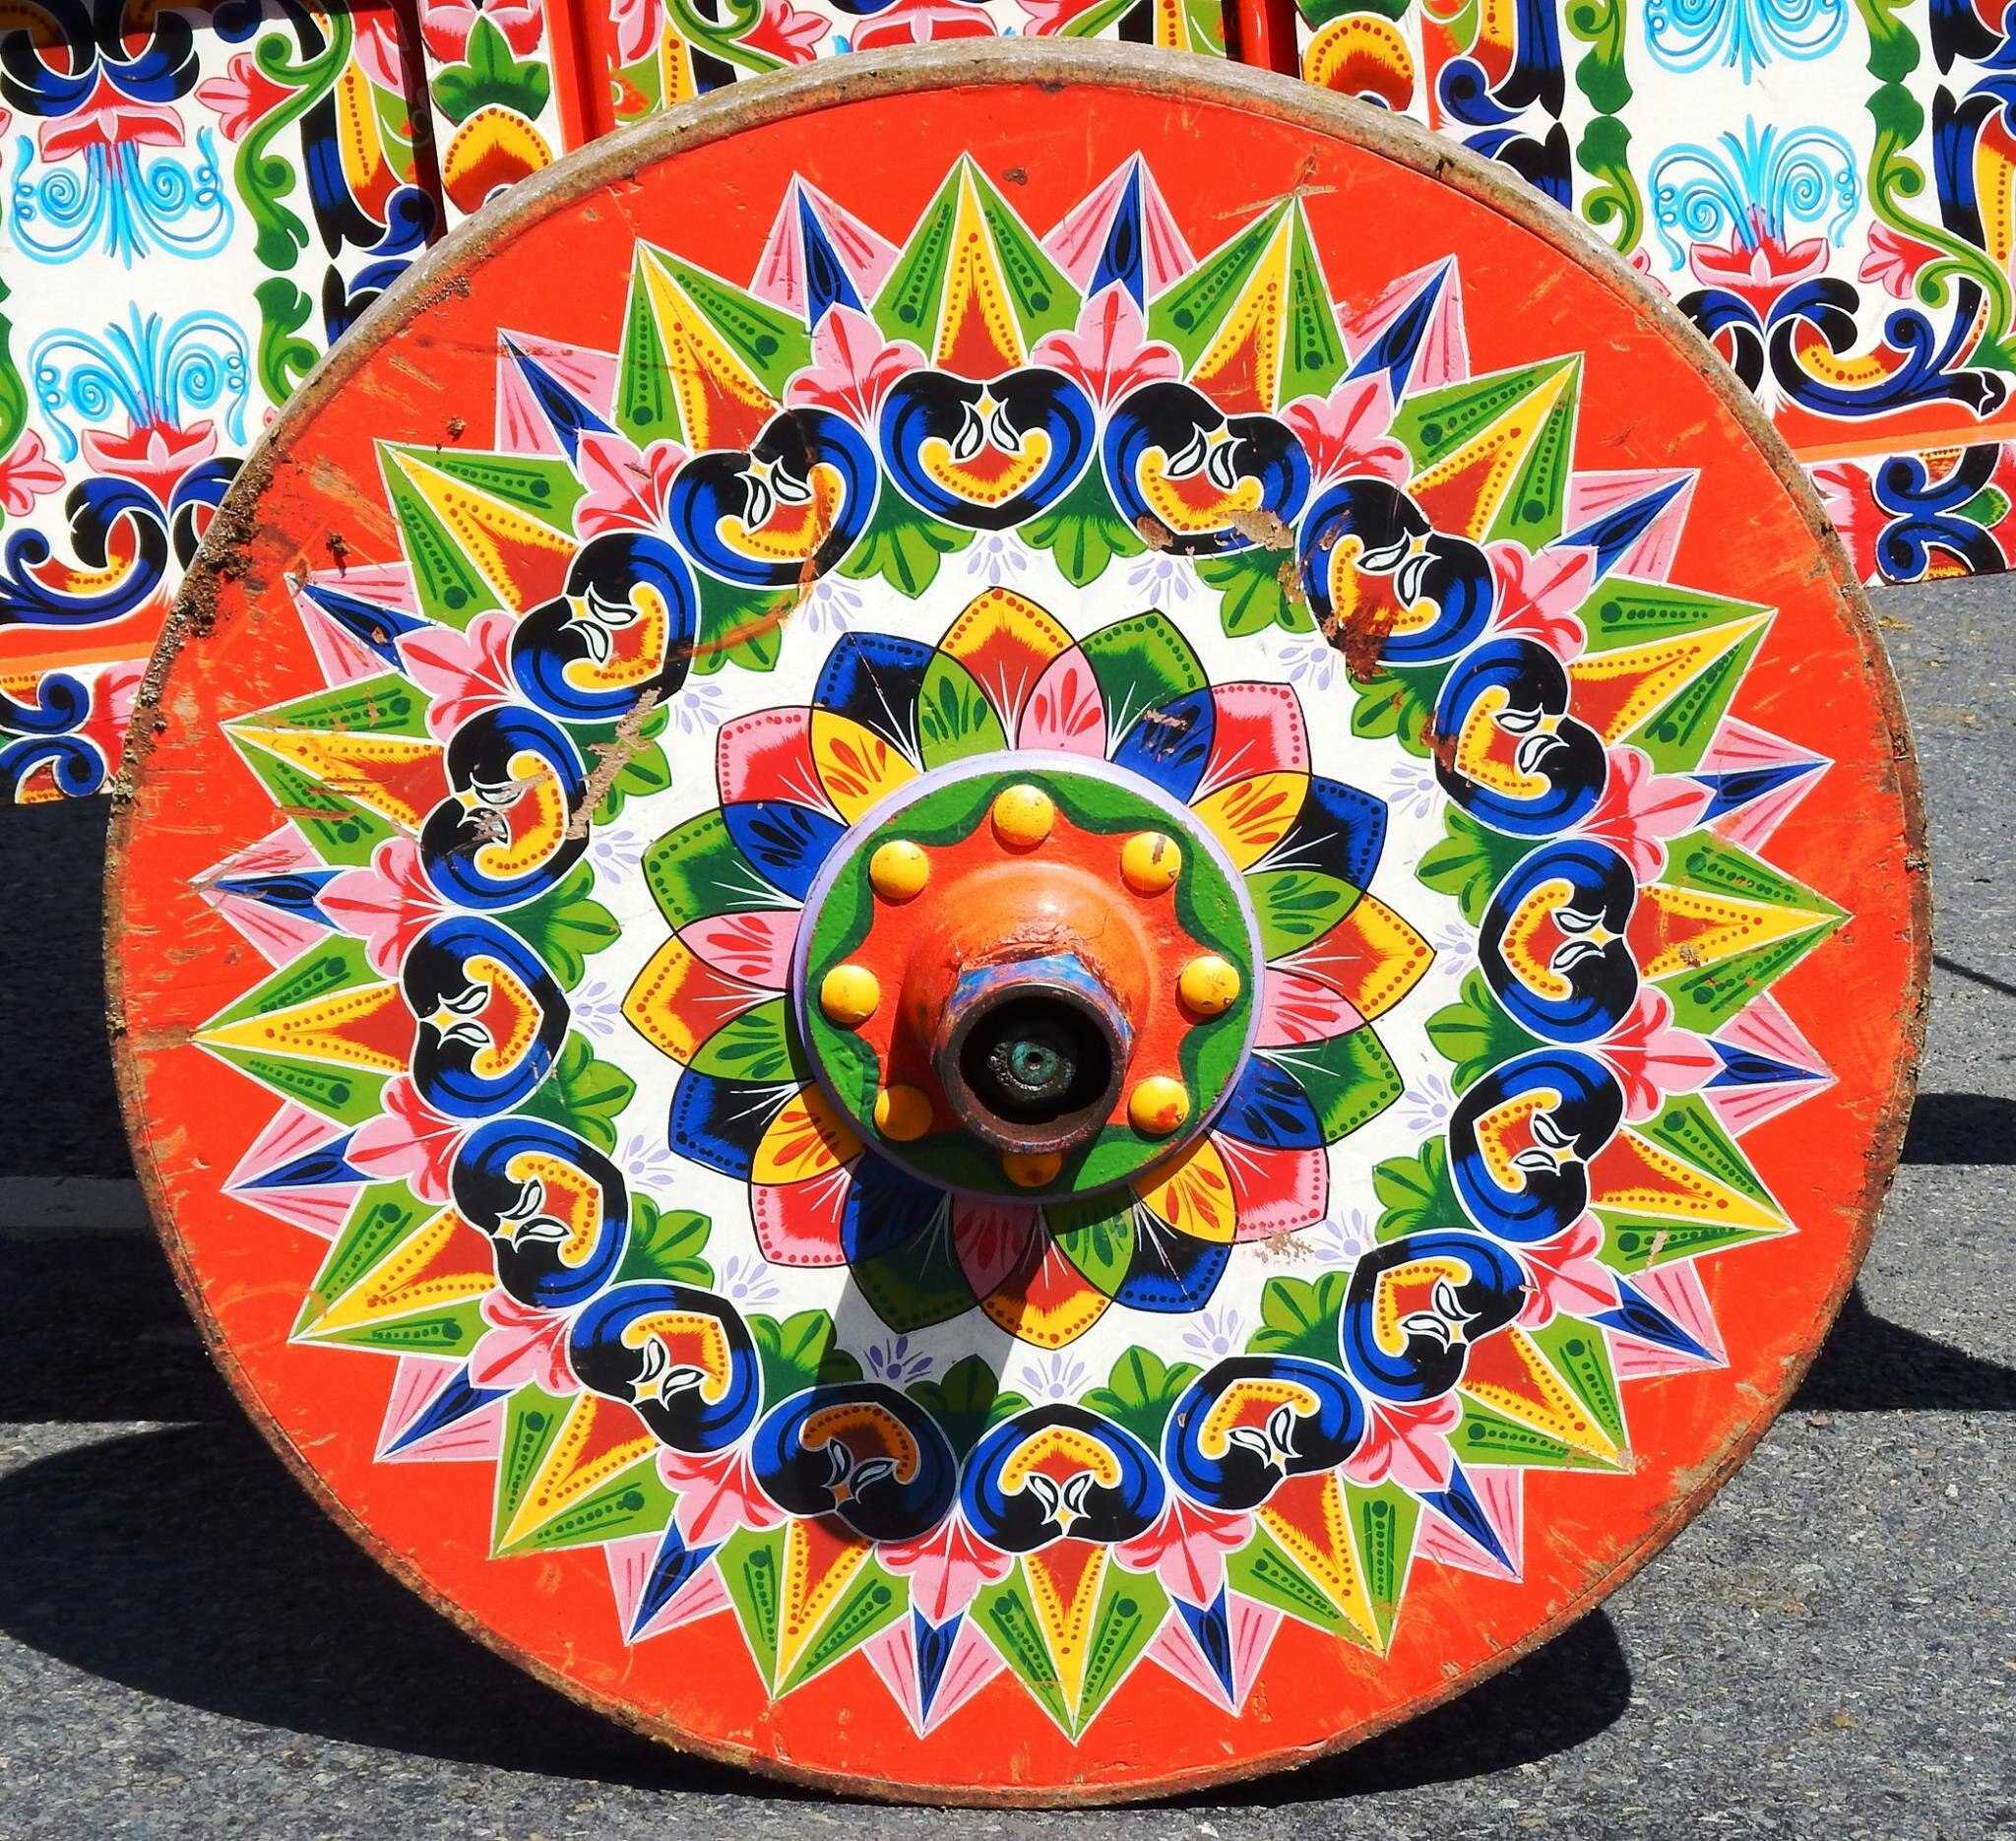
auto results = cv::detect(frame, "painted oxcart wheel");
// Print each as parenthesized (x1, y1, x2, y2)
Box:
(108, 46, 1927, 1805)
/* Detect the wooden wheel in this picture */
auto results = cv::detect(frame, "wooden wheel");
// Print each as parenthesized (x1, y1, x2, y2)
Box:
(108, 48, 1927, 1805)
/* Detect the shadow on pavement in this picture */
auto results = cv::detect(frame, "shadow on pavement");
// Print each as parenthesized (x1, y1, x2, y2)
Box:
(0, 1419, 1628, 1802)
(1900, 1091, 2016, 1164)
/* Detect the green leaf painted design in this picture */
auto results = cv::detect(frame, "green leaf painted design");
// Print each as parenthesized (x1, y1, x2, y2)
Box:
(1417, 805, 1535, 923)
(1425, 970, 1543, 1091)
(1348, 665, 1437, 755)
(509, 861, 620, 988)
(749, 1310, 863, 1403)
(1082, 1347, 1200, 1447)
(907, 1354, 1029, 1457)
(1197, 546, 1305, 637)
(1020, 467, 1146, 587)
(1250, 1271, 1350, 1362)
(1372, 1138, 1463, 1241)
(616, 1196, 714, 1287)
(520, 1034, 636, 1151)
(431, 15, 552, 124)
(840, 493, 971, 597)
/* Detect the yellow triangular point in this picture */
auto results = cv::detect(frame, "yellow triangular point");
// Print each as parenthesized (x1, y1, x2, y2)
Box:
(498, 1393, 657, 1553)
(774, 1520, 873, 1682)
(935, 161, 1027, 375)
(384, 448, 576, 613)
(1022, 1545, 1108, 1718)
(225, 722, 443, 831)
(1596, 1126, 1791, 1234)
(1635, 881, 1829, 981)
(298, 1206, 492, 1338)
(638, 248, 780, 451)
(1567, 611, 1771, 743)
(1187, 211, 1292, 415)
(1462, 1328, 1622, 1463)
(1260, 1474, 1381, 1649)
(1409, 360, 1576, 540)
(198, 980, 410, 1075)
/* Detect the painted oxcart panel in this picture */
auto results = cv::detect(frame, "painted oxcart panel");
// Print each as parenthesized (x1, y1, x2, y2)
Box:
(0, 0, 436, 800)
(110, 59, 1923, 1803)
(1287, 0, 2016, 582)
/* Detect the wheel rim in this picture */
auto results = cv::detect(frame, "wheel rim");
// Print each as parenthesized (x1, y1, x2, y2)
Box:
(107, 46, 1926, 1805)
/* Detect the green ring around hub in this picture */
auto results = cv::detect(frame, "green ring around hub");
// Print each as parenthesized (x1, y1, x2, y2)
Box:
(788, 753, 1264, 1203)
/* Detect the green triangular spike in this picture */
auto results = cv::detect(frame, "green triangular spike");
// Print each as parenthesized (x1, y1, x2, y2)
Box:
(1454, 1394, 1623, 1471)
(1391, 355, 1579, 474)
(1579, 580, 1775, 653)
(239, 672, 431, 739)
(616, 246, 674, 446)
(1224, 1522, 1358, 1637)
(221, 743, 399, 867)
(1280, 206, 1349, 406)
(305, 1302, 484, 1357)
(1071, 1566, 1167, 1735)
(492, 1389, 571, 1555)
(971, 171, 1077, 349)
(1661, 830, 1847, 922)
(201, 1048, 390, 1125)
(719, 1526, 786, 1692)
(201, 934, 381, 1033)
(1621, 619, 1769, 772)
(777, 1561, 907, 1695)
(1597, 1211, 1787, 1274)
(379, 445, 503, 627)
(296, 1184, 432, 1334)
(1149, 200, 1291, 373)
(1485, 358, 1578, 547)
(971, 1570, 1074, 1733)
(499, 1461, 672, 1556)
(378, 446, 583, 536)
(1657, 926, 1840, 1035)
(645, 246, 812, 401)
(1635, 1094, 1779, 1207)
(1526, 1317, 1629, 1450)
(874, 164, 963, 348)
(1343, 1482, 1418, 1649)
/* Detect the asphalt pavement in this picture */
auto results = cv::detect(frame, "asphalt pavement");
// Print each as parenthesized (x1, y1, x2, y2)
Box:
(0, 577, 2007, 1840)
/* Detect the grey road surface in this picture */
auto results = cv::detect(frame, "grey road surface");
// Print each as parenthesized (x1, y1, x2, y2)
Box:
(0, 579, 2007, 1840)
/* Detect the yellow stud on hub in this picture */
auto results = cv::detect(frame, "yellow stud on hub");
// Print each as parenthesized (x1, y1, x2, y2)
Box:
(991, 784, 1055, 850)
(874, 1084, 933, 1141)
(1129, 1075, 1190, 1137)
(1121, 830, 1181, 895)
(1178, 953, 1242, 1017)
(819, 963, 881, 1028)
(1002, 1149, 1063, 1189)
(869, 839, 930, 902)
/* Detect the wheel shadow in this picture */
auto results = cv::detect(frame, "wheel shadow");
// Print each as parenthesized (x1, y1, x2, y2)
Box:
(0, 1417, 1626, 1801)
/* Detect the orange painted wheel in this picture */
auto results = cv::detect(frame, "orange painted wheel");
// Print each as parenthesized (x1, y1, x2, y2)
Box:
(108, 48, 1926, 1805)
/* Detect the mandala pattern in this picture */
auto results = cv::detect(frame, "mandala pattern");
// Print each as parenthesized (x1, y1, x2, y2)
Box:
(182, 157, 1852, 1740)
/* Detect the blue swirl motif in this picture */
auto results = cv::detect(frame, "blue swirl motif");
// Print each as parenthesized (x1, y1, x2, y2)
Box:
(1643, 0, 1849, 77)
(0, 672, 106, 798)
(1648, 120, 1859, 268)
(27, 307, 249, 464)
(8, 125, 231, 267)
